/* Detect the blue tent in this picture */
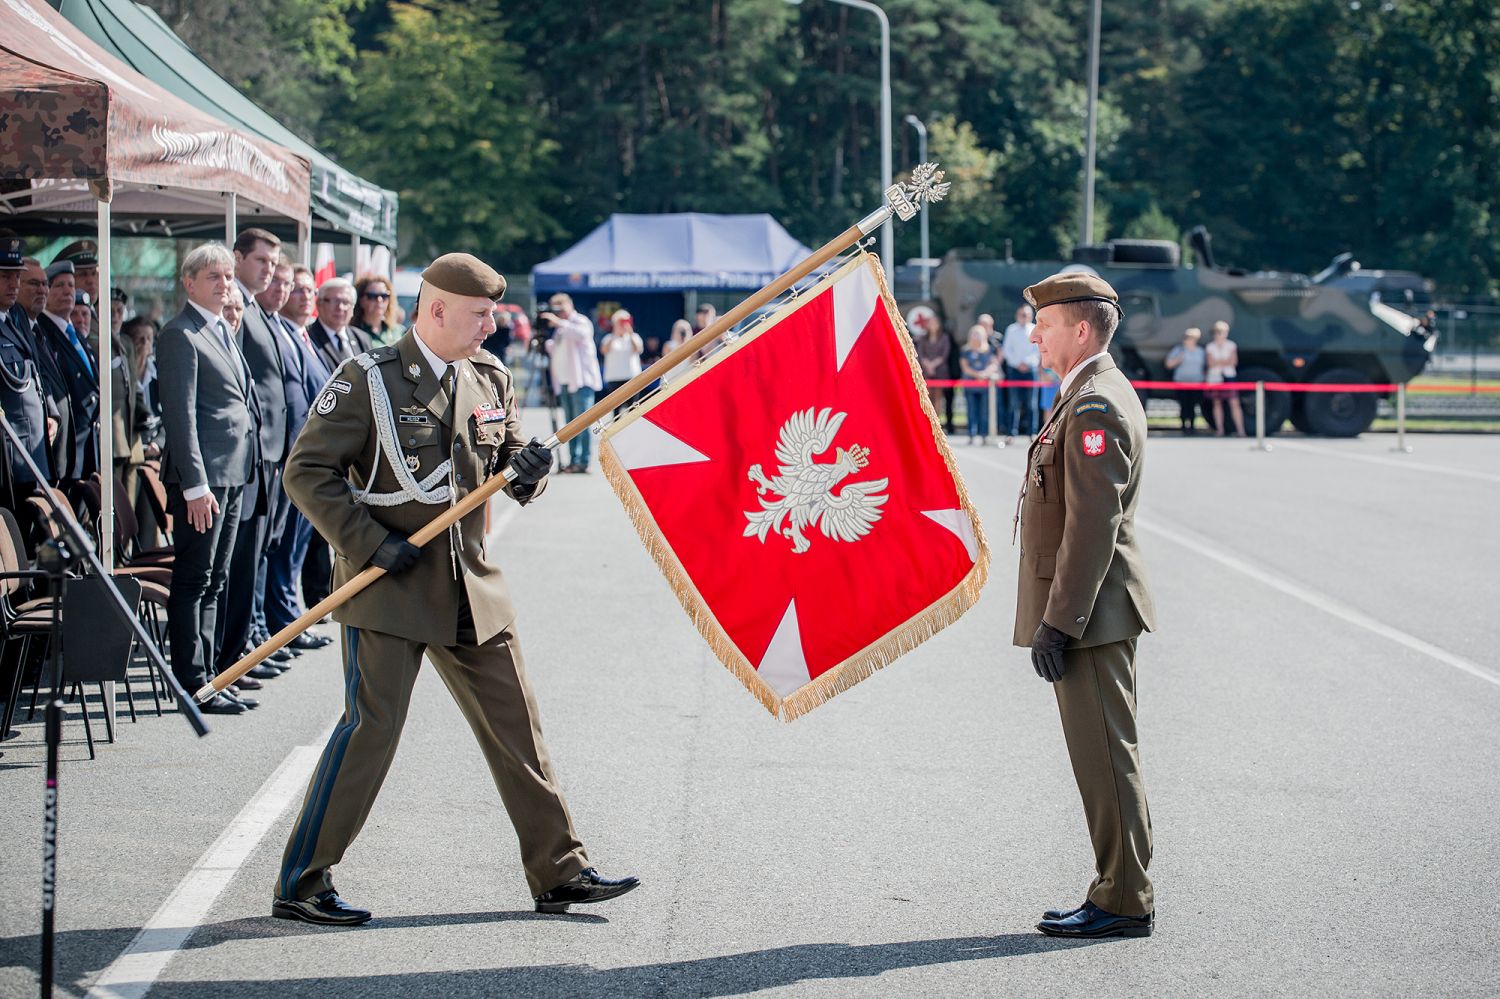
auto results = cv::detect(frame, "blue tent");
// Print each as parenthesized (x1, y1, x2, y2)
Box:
(532, 213, 814, 293)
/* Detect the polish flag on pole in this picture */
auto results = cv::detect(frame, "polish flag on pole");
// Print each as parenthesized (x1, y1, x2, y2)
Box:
(600, 253, 989, 720)
(313, 243, 337, 286)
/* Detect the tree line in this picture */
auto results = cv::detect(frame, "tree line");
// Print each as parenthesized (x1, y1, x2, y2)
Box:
(143, 0, 1500, 295)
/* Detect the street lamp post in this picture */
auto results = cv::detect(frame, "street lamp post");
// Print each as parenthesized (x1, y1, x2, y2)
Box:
(1081, 0, 1102, 246)
(786, 0, 893, 278)
(904, 114, 929, 299)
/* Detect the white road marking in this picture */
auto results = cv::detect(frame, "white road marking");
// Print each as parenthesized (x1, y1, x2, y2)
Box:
(959, 448, 1500, 689)
(1273, 439, 1500, 485)
(85, 734, 331, 999)
(88, 497, 527, 998)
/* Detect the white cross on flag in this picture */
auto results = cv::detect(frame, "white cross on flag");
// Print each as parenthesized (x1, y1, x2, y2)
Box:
(600, 253, 990, 720)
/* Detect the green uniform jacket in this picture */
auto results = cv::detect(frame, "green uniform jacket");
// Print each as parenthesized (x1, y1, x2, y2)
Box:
(1013, 354, 1155, 648)
(283, 331, 544, 647)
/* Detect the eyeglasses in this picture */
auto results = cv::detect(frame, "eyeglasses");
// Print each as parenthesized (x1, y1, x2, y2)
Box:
(363, 291, 390, 300)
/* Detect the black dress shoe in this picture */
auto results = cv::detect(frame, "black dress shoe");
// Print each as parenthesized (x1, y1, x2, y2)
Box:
(534, 867, 640, 913)
(1037, 901, 1153, 938)
(268, 647, 297, 662)
(198, 692, 248, 715)
(222, 689, 259, 710)
(1043, 901, 1087, 921)
(247, 664, 281, 680)
(289, 632, 333, 650)
(272, 890, 372, 926)
(232, 677, 263, 691)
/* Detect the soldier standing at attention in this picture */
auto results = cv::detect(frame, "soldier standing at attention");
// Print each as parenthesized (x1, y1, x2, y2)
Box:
(274, 253, 638, 926)
(1013, 272, 1157, 939)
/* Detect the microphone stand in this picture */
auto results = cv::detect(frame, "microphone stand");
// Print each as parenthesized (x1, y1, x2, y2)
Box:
(0, 411, 208, 999)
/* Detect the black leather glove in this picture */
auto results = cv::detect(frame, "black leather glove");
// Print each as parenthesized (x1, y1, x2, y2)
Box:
(1031, 620, 1069, 683)
(508, 437, 553, 487)
(369, 533, 421, 574)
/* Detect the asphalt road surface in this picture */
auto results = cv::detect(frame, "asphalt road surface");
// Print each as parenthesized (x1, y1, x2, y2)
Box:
(2, 427, 1497, 998)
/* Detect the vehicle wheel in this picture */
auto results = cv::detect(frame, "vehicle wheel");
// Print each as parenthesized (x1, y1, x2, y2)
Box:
(1235, 366, 1290, 436)
(1304, 368, 1376, 437)
(1288, 396, 1313, 434)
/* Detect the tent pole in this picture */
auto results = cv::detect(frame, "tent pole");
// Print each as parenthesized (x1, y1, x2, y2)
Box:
(96, 198, 114, 570)
(224, 193, 237, 247)
(350, 233, 361, 278)
(298, 220, 311, 268)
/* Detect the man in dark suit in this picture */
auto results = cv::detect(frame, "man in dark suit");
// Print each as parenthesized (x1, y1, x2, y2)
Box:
(36, 260, 99, 483)
(11, 259, 71, 481)
(158, 243, 260, 716)
(299, 276, 369, 608)
(305, 278, 371, 375)
(261, 258, 333, 644)
(0, 238, 52, 493)
(213, 229, 293, 690)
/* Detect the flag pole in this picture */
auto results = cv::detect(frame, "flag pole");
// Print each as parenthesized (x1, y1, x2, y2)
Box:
(195, 164, 950, 703)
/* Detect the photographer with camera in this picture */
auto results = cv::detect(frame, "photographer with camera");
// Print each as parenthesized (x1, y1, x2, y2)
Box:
(538, 293, 601, 473)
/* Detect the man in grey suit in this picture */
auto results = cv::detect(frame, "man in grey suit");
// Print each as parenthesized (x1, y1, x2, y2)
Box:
(158, 243, 259, 716)
(305, 279, 371, 375)
(214, 229, 291, 688)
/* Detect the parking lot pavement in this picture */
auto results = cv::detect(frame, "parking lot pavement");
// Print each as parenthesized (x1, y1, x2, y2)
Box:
(3, 431, 1497, 997)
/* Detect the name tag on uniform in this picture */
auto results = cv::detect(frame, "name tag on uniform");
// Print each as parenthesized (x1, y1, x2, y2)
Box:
(473, 404, 506, 425)
(398, 414, 430, 425)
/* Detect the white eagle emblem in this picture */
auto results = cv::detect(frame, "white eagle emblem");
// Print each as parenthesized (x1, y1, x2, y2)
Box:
(743, 407, 889, 554)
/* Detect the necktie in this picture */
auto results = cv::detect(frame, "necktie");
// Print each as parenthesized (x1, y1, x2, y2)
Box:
(339, 328, 353, 360)
(65, 322, 94, 378)
(216, 320, 234, 355)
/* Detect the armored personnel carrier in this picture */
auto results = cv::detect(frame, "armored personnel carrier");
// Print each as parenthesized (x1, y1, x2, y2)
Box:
(924, 228, 1437, 436)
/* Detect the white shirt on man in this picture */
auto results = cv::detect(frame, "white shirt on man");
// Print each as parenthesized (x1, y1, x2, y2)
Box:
(547, 312, 603, 393)
(1002, 321, 1039, 370)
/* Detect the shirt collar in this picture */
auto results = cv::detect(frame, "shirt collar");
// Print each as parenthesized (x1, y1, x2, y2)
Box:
(411, 329, 451, 381)
(187, 300, 223, 329)
(43, 310, 73, 331)
(1058, 350, 1112, 398)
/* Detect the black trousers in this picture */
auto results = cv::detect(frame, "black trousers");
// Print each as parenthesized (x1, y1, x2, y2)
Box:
(216, 462, 287, 673)
(166, 483, 244, 689)
(301, 531, 332, 608)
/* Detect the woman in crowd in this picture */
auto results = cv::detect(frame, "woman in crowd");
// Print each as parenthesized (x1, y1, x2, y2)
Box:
(600, 309, 645, 414)
(353, 273, 404, 347)
(1205, 320, 1246, 437)
(1165, 327, 1207, 434)
(912, 307, 954, 431)
(958, 323, 998, 445)
(662, 319, 696, 384)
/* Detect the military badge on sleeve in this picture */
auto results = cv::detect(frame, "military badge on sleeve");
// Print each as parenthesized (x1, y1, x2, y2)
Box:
(315, 389, 339, 415)
(1081, 429, 1107, 457)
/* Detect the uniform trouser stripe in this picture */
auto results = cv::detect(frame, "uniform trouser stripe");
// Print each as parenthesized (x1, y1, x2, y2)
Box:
(277, 626, 364, 900)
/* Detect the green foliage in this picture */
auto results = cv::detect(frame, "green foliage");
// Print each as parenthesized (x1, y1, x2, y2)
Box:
(149, 0, 1500, 293)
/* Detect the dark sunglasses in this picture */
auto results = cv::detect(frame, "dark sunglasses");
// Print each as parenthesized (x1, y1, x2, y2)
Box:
(364, 290, 391, 300)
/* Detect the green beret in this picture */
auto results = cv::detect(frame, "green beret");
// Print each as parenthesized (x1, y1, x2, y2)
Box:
(420, 253, 506, 300)
(54, 239, 98, 268)
(1024, 271, 1121, 314)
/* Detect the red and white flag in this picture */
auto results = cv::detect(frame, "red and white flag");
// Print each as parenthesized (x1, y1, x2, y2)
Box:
(600, 254, 989, 720)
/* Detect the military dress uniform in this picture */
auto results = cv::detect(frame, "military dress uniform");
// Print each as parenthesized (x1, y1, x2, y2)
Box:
(274, 325, 594, 907)
(1013, 274, 1157, 927)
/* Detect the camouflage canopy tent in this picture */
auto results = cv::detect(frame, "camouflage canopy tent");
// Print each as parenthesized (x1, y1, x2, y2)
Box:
(0, 0, 311, 557)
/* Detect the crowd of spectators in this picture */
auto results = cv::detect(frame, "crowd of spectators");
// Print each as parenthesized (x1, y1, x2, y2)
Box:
(0, 229, 416, 720)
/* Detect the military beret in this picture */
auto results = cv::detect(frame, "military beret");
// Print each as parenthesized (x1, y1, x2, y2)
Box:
(1023, 271, 1122, 314)
(54, 239, 98, 268)
(0, 236, 23, 271)
(420, 253, 506, 300)
(74, 290, 92, 307)
(46, 260, 75, 281)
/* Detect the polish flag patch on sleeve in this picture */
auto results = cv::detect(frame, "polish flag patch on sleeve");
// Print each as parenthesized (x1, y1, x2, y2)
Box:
(1081, 429, 1107, 457)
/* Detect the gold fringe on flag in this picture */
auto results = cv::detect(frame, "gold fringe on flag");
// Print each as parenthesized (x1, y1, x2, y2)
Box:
(600, 251, 990, 721)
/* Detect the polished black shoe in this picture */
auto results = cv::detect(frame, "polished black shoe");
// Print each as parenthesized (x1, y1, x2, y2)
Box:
(534, 867, 640, 913)
(289, 632, 333, 650)
(232, 677, 263, 691)
(247, 664, 281, 680)
(197, 692, 248, 715)
(222, 689, 259, 710)
(268, 647, 297, 663)
(1037, 901, 1152, 939)
(1043, 901, 1087, 921)
(272, 890, 372, 926)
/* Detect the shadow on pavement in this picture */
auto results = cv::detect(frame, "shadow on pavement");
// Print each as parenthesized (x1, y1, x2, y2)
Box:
(137, 933, 1108, 997)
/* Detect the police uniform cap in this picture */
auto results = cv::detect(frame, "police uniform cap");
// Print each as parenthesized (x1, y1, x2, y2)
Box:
(54, 239, 99, 269)
(420, 253, 506, 301)
(1023, 271, 1121, 314)
(0, 237, 23, 271)
(45, 260, 75, 281)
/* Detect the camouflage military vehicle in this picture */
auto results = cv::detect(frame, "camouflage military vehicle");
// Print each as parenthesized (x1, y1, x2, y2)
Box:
(922, 228, 1437, 436)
